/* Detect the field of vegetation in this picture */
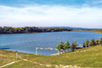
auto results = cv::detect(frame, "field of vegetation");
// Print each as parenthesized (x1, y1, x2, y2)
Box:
(0, 45, 102, 68)
(92, 29, 102, 33)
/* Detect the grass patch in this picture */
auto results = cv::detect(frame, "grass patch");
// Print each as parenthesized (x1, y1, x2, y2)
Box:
(3, 60, 54, 68)
(0, 50, 16, 66)
(92, 30, 102, 33)
(1, 45, 102, 68)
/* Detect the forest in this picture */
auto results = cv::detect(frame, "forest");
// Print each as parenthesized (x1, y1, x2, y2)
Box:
(0, 26, 73, 34)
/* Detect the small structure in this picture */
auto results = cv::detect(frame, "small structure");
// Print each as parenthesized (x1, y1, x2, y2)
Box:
(16, 51, 18, 60)
(76, 46, 82, 49)
(35, 47, 58, 55)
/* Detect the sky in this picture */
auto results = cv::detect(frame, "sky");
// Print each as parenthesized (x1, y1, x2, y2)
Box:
(0, 0, 102, 28)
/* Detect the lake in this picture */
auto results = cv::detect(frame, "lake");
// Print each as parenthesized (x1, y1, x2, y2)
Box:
(0, 31, 102, 55)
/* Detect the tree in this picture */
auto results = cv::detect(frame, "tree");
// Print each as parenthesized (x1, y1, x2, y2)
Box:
(0, 27, 3, 33)
(83, 42, 86, 48)
(85, 40, 89, 47)
(65, 41, 70, 51)
(89, 39, 96, 46)
(0, 26, 72, 34)
(71, 41, 77, 52)
(95, 39, 99, 45)
(100, 37, 102, 45)
(56, 42, 66, 51)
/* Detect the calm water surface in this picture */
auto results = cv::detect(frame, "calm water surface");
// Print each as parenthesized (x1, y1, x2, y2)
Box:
(0, 31, 102, 55)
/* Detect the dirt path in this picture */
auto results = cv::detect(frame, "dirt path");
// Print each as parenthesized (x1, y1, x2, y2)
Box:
(20, 57, 81, 68)
(0, 62, 15, 68)
(22, 58, 52, 67)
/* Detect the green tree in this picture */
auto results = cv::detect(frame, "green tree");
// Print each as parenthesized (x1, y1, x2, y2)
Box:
(65, 41, 70, 51)
(83, 42, 86, 48)
(0, 27, 3, 33)
(85, 40, 89, 47)
(100, 37, 102, 45)
(71, 41, 77, 52)
(89, 39, 96, 46)
(56, 42, 66, 51)
(95, 39, 99, 45)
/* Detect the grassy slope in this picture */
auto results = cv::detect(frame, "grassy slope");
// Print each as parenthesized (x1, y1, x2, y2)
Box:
(0, 50, 16, 66)
(92, 30, 102, 33)
(3, 61, 54, 68)
(1, 45, 102, 68)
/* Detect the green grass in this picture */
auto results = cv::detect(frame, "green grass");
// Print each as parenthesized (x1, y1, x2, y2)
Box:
(3, 60, 54, 68)
(1, 45, 102, 68)
(92, 30, 102, 33)
(0, 50, 16, 66)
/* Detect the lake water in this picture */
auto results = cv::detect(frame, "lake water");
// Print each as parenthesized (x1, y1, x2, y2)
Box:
(0, 31, 102, 55)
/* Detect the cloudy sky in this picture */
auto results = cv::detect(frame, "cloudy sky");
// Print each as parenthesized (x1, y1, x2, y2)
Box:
(0, 0, 102, 28)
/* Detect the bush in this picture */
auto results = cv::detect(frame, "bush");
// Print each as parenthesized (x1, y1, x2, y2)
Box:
(85, 40, 89, 47)
(100, 37, 102, 45)
(89, 39, 96, 46)
(65, 41, 70, 50)
(83, 42, 86, 48)
(95, 39, 99, 45)
(71, 41, 77, 52)
(56, 42, 66, 51)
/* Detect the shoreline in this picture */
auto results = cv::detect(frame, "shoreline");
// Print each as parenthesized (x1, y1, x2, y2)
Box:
(51, 52, 64, 56)
(0, 49, 57, 56)
(0, 49, 65, 56)
(0, 49, 66, 56)
(0, 31, 91, 35)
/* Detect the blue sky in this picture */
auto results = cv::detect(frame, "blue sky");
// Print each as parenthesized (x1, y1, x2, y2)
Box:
(0, 0, 101, 7)
(0, 0, 102, 28)
(0, 0, 86, 6)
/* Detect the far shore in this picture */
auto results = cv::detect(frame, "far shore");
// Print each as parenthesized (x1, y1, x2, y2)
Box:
(0, 31, 92, 35)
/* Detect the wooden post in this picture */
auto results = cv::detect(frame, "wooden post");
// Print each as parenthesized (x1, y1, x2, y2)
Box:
(58, 50, 60, 55)
(16, 51, 18, 60)
(36, 48, 38, 55)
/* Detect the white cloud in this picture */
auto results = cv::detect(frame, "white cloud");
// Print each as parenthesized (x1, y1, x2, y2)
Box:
(0, 5, 102, 28)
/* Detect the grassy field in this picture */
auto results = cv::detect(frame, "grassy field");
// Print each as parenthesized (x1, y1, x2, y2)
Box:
(1, 45, 102, 68)
(92, 30, 102, 33)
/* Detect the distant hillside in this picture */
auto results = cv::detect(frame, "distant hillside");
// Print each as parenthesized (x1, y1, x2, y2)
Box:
(0, 26, 73, 34)
(0, 26, 98, 34)
(39, 26, 89, 30)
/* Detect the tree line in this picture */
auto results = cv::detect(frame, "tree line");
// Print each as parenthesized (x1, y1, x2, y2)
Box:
(56, 37, 102, 52)
(56, 41, 77, 52)
(83, 38, 102, 47)
(0, 26, 72, 34)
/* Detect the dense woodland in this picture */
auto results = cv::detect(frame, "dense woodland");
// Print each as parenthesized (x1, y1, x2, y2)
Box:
(0, 26, 73, 34)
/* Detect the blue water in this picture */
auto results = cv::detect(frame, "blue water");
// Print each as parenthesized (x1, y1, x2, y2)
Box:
(0, 31, 102, 55)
